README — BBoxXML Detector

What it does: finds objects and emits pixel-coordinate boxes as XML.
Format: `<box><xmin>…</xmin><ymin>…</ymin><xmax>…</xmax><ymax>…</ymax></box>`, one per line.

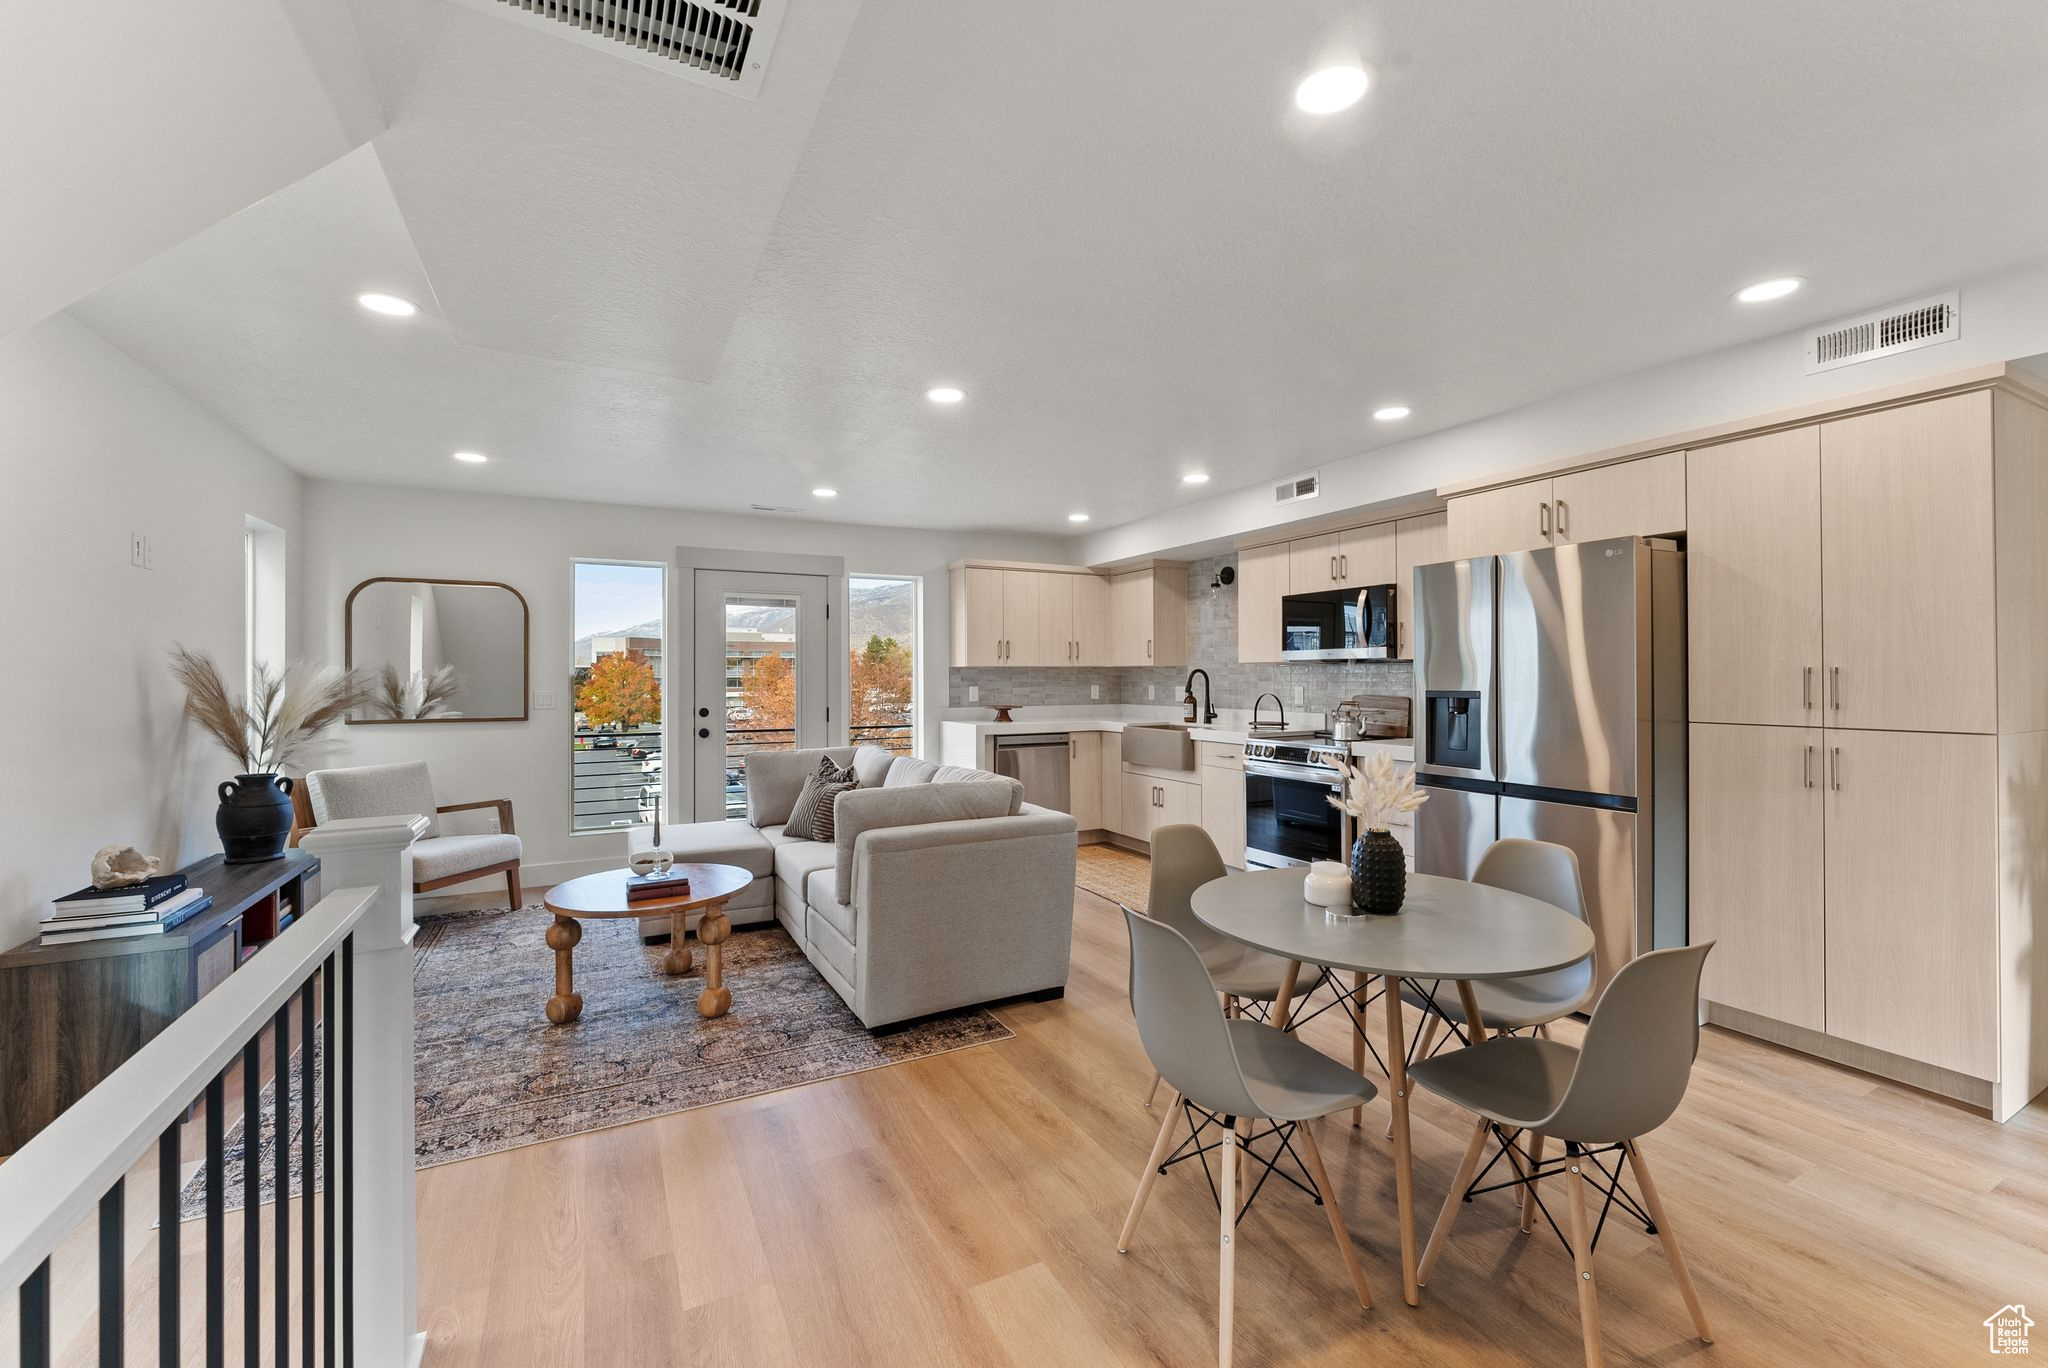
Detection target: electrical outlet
<box><xmin>532</xmin><ymin>690</ymin><xmax>557</xmax><ymax>710</ymax></box>
<box><xmin>1090</xmin><ymin>684</ymin><xmax>1100</xmax><ymax>700</ymax></box>
<box><xmin>968</xmin><ymin>685</ymin><xmax>979</xmax><ymax>702</ymax></box>
<box><xmin>1292</xmin><ymin>685</ymin><xmax>1304</xmax><ymax>705</ymax></box>
<box><xmin>130</xmin><ymin>531</ymin><xmax>147</xmax><ymax>568</ymax></box>
<box><xmin>142</xmin><ymin>535</ymin><xmax>155</xmax><ymax>569</ymax></box>
<box><xmin>1147</xmin><ymin>685</ymin><xmax>1156</xmax><ymax>701</ymax></box>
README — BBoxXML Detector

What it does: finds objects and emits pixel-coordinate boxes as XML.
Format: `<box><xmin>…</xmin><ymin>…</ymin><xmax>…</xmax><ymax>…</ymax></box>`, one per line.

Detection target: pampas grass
<box><xmin>169</xmin><ymin>646</ymin><xmax>366</xmax><ymax>774</ymax></box>
<box><xmin>372</xmin><ymin>664</ymin><xmax>463</xmax><ymax>720</ymax></box>
<box><xmin>1330</xmin><ymin>750</ymin><xmax>1427</xmax><ymax>832</ymax></box>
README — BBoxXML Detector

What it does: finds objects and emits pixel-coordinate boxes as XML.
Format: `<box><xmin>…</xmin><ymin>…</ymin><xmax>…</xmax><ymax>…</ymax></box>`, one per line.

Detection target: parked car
<box><xmin>640</xmin><ymin>755</ymin><xmax>663</xmax><ymax>776</ymax></box>
<box><xmin>592</xmin><ymin>733</ymin><xmax>617</xmax><ymax>749</ymax></box>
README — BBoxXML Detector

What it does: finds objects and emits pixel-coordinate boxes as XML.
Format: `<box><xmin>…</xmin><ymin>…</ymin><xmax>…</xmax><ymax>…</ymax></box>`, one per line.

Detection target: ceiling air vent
<box><xmin>447</xmin><ymin>0</ymin><xmax>786</xmax><ymax>98</ymax></box>
<box><xmin>1273</xmin><ymin>471</ymin><xmax>1321</xmax><ymax>506</ymax></box>
<box><xmin>1805</xmin><ymin>290</ymin><xmax>1959</xmax><ymax>374</ymax></box>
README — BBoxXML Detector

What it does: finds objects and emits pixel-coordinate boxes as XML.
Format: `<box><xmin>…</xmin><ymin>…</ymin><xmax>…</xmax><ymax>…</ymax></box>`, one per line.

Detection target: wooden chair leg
<box><xmin>1297</xmin><ymin>1120</ymin><xmax>1373</xmax><ymax>1309</ymax></box>
<box><xmin>1419</xmin><ymin>1117</ymin><xmax>1490</xmax><ymax>1286</ymax></box>
<box><xmin>1350</xmin><ymin>972</ymin><xmax>1368</xmax><ymax>1127</ymax></box>
<box><xmin>1625</xmin><ymin>1140</ymin><xmax>1713</xmax><ymax>1344</ymax></box>
<box><xmin>1144</xmin><ymin>1072</ymin><xmax>1163</xmax><ymax>1109</ymax></box>
<box><xmin>1563</xmin><ymin>1146</ymin><xmax>1606</xmax><ymax>1368</ymax></box>
<box><xmin>1218</xmin><ymin>1117</ymin><xmax>1241</xmax><ymax>1368</ymax></box>
<box><xmin>506</xmin><ymin>866</ymin><xmax>523</xmax><ymax>909</ymax></box>
<box><xmin>1118</xmin><ymin>1091</ymin><xmax>1184</xmax><ymax>1252</ymax></box>
<box><xmin>1522</xmin><ymin>1132</ymin><xmax>1547</xmax><ymax>1232</ymax></box>
<box><xmin>1387</xmin><ymin>1010</ymin><xmax>1442</xmax><ymax>1140</ymax></box>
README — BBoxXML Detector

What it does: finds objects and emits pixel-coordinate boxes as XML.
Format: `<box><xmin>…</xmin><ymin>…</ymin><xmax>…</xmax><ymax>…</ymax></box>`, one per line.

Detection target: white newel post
<box><xmin>298</xmin><ymin>813</ymin><xmax>431</xmax><ymax>1368</ymax></box>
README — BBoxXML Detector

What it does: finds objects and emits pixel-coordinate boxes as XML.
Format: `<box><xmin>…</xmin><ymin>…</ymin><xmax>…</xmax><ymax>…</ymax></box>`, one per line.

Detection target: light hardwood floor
<box><xmin>16</xmin><ymin>884</ymin><xmax>2048</xmax><ymax>1366</ymax></box>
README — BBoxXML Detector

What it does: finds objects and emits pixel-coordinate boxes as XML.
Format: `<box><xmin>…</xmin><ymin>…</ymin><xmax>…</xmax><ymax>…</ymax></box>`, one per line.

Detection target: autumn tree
<box><xmin>851</xmin><ymin>635</ymin><xmax>913</xmax><ymax>747</ymax></box>
<box><xmin>576</xmin><ymin>650</ymin><xmax>660</xmax><ymax>729</ymax></box>
<box><xmin>737</xmin><ymin>652</ymin><xmax>797</xmax><ymax>733</ymax></box>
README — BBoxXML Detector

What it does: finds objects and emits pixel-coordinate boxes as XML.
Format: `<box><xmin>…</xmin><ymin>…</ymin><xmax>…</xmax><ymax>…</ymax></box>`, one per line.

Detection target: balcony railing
<box><xmin>571</xmin><ymin>726</ymin><xmax>664</xmax><ymax>831</ymax></box>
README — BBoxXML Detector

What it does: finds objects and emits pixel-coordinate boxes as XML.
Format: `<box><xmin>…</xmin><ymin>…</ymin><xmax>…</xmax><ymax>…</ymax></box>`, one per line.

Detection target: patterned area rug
<box><xmin>182</xmin><ymin>903</ymin><xmax>1012</xmax><ymax>1215</ymax></box>
<box><xmin>1076</xmin><ymin>843</ymin><xmax>1151</xmax><ymax>911</ymax></box>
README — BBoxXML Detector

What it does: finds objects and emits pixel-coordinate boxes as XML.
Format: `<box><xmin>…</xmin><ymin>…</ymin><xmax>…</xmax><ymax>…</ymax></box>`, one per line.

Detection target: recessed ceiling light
<box><xmin>1182</xmin><ymin>472</ymin><xmax>1211</xmax><ymax>485</ymax></box>
<box><xmin>452</xmin><ymin>451</ymin><xmax>488</xmax><ymax>464</ymax></box>
<box><xmin>357</xmin><ymin>292</ymin><xmax>418</xmax><ymax>317</ymax></box>
<box><xmin>1373</xmin><ymin>405</ymin><xmax>1411</xmax><ymax>422</ymax></box>
<box><xmin>812</xmin><ymin>487</ymin><xmax>838</xmax><ymax>498</ymax></box>
<box><xmin>926</xmin><ymin>386</ymin><xmax>965</xmax><ymax>404</ymax></box>
<box><xmin>1735</xmin><ymin>276</ymin><xmax>1804</xmax><ymax>304</ymax></box>
<box><xmin>1068</xmin><ymin>512</ymin><xmax>1090</xmax><ymax>523</ymax></box>
<box><xmin>1294</xmin><ymin>65</ymin><xmax>1371</xmax><ymax>115</ymax></box>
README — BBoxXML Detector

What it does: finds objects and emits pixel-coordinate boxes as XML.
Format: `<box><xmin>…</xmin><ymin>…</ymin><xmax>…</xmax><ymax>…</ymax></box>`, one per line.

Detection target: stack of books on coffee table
<box><xmin>624</xmin><ymin>869</ymin><xmax>692</xmax><ymax>903</ymax></box>
<box><xmin>42</xmin><ymin>875</ymin><xmax>212</xmax><ymax>945</ymax></box>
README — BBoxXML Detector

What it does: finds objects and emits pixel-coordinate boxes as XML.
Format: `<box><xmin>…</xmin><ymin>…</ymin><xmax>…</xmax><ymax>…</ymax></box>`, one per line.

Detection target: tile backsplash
<box><xmin>947</xmin><ymin>553</ymin><xmax>1414</xmax><ymax>720</ymax></box>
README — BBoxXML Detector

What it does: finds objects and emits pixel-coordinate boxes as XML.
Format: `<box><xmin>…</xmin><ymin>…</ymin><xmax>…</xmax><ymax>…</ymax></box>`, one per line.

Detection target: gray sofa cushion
<box><xmin>410</xmin><ymin>833</ymin><xmax>520</xmax><ymax>885</ymax></box>
<box><xmin>773</xmin><ymin>838</ymin><xmax>835</xmax><ymax>911</ymax></box>
<box><xmin>931</xmin><ymin>765</ymin><xmax>1025</xmax><ymax>814</ymax></box>
<box><xmin>852</xmin><ymin>744</ymin><xmax>896</xmax><ymax>790</ymax></box>
<box><xmin>830</xmin><ymin>781</ymin><xmax>1021</xmax><ymax>902</ymax></box>
<box><xmin>307</xmin><ymin>762</ymin><xmax>441</xmax><ymax>838</ymax></box>
<box><xmin>805</xmin><ymin>868</ymin><xmax>856</xmax><ymax>942</ymax></box>
<box><xmin>883</xmin><ymin>755</ymin><xmax>940</xmax><ymax>787</ymax></box>
<box><xmin>746</xmin><ymin>747</ymin><xmax>857</xmax><ymax>827</ymax></box>
<box><xmin>628</xmin><ymin>819</ymin><xmax>774</xmax><ymax>878</ymax></box>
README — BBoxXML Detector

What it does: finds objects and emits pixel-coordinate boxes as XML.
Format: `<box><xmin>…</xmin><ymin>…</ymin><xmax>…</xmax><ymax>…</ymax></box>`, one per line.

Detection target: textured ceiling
<box><xmin>70</xmin><ymin>0</ymin><xmax>2048</xmax><ymax>534</ymax></box>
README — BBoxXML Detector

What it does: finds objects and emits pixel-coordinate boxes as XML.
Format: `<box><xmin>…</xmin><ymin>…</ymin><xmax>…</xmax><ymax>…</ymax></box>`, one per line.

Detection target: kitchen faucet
<box><xmin>1183</xmin><ymin>668</ymin><xmax>1217</xmax><ymax>724</ymax></box>
<box><xmin>1251</xmin><ymin>692</ymin><xmax>1286</xmax><ymax>731</ymax></box>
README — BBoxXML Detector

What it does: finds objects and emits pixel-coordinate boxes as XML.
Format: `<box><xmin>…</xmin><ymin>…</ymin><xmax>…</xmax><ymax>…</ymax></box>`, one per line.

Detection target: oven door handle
<box><xmin>1244</xmin><ymin>760</ymin><xmax>1342</xmax><ymax>785</ymax></box>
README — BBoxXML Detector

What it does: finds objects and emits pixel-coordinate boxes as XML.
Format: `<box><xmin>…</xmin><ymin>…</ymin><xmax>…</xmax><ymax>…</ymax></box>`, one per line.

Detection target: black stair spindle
<box><xmin>301</xmin><ymin>978</ymin><xmax>316</xmax><ymax>1366</ymax></box>
<box><xmin>276</xmin><ymin>1001</ymin><xmax>292</xmax><ymax>1368</ymax></box>
<box><xmin>244</xmin><ymin>1035</ymin><xmax>261</xmax><ymax>1368</ymax></box>
<box><xmin>341</xmin><ymin>934</ymin><xmax>356</xmax><ymax>1368</ymax></box>
<box><xmin>322</xmin><ymin>958</ymin><xmax>337</xmax><ymax>1368</ymax></box>
<box><xmin>160</xmin><ymin>1120</ymin><xmax>181</xmax><ymax>1368</ymax></box>
<box><xmin>206</xmin><ymin>1071</ymin><xmax>226</xmax><ymax>1368</ymax></box>
<box><xmin>100</xmin><ymin>1176</ymin><xmax>124</xmax><ymax>1367</ymax></box>
<box><xmin>20</xmin><ymin>1258</ymin><xmax>51</xmax><ymax>1368</ymax></box>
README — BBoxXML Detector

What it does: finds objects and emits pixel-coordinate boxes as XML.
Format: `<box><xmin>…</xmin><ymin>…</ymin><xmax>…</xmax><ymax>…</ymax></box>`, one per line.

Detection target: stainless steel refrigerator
<box><xmin>1410</xmin><ymin>536</ymin><xmax>1686</xmax><ymax>995</ymax></box>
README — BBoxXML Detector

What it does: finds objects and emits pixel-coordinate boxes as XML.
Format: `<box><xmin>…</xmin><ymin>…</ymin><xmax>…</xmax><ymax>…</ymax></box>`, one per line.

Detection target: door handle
<box><xmin>1803</xmin><ymin>666</ymin><xmax>1813</xmax><ymax>711</ymax></box>
<box><xmin>1830</xmin><ymin>746</ymin><xmax>1842</xmax><ymax>791</ymax></box>
<box><xmin>1803</xmin><ymin>744</ymin><xmax>1814</xmax><ymax>789</ymax></box>
<box><xmin>1539</xmin><ymin>501</ymin><xmax>1551</xmax><ymax>539</ymax></box>
<box><xmin>1830</xmin><ymin>666</ymin><xmax>1841</xmax><ymax>711</ymax></box>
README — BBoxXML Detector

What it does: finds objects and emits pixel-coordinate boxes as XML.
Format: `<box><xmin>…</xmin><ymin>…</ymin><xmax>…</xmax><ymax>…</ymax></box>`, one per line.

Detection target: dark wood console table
<box><xmin>0</xmin><ymin>850</ymin><xmax>321</xmax><ymax>1154</ymax></box>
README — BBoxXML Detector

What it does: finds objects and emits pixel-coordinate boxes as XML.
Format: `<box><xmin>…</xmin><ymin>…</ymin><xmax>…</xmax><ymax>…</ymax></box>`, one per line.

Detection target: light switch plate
<box><xmin>1292</xmin><ymin>686</ymin><xmax>1304</xmax><ymax>705</ymax></box>
<box><xmin>130</xmin><ymin>531</ymin><xmax>147</xmax><ymax>568</ymax></box>
<box><xmin>1090</xmin><ymin>684</ymin><xmax>1100</xmax><ymax>700</ymax></box>
<box><xmin>968</xmin><ymin>685</ymin><xmax>979</xmax><ymax>702</ymax></box>
<box><xmin>532</xmin><ymin>690</ymin><xmax>557</xmax><ymax>710</ymax></box>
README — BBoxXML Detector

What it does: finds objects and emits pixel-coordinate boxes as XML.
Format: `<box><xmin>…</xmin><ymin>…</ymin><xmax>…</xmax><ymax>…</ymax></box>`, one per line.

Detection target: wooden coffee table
<box><xmin>540</xmin><ymin>863</ymin><xmax>752</xmax><ymax>1024</ymax></box>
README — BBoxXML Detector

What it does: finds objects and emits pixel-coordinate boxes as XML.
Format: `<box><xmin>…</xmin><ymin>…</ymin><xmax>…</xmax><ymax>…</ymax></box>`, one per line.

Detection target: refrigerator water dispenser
<box><xmin>1426</xmin><ymin>691</ymin><xmax>1484</xmax><ymax>770</ymax></box>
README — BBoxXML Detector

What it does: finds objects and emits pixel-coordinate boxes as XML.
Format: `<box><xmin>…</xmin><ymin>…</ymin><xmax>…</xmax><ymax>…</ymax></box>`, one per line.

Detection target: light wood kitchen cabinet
<box><xmin>1287</xmin><ymin>532</ymin><xmax>1342</xmax><ymax>594</ymax></box>
<box><xmin>1445</xmin><ymin>479</ymin><xmax>1555</xmax><ymax>560</ymax></box>
<box><xmin>1100</xmin><ymin>730</ymin><xmax>1123</xmax><ymax>835</ymax></box>
<box><xmin>1820</xmin><ymin>393</ymin><xmax>1997</xmax><ymax>734</ymax></box>
<box><xmin>1071</xmin><ymin>573</ymin><xmax>1111</xmax><ymax>665</ymax></box>
<box><xmin>1036</xmin><ymin>572</ymin><xmax>1073</xmax><ymax>666</ymax></box>
<box><xmin>1068</xmin><ymin>731</ymin><xmax>1103</xmax><ymax>830</ymax></box>
<box><xmin>1285</xmin><ymin>524</ymin><xmax>1396</xmax><ymax>592</ymax></box>
<box><xmin>1000</xmin><ymin>570</ymin><xmax>1044</xmax><ymax>665</ymax></box>
<box><xmin>1198</xmin><ymin>742</ymin><xmax>1246</xmax><ymax>867</ymax></box>
<box><xmin>1552</xmin><ymin>451</ymin><xmax>1684</xmax><ymax>543</ymax></box>
<box><xmin>1689</xmin><ymin>723</ymin><xmax>1826</xmax><ymax>1032</ymax></box>
<box><xmin>1236</xmin><ymin>541</ymin><xmax>1287</xmax><ymax>663</ymax></box>
<box><xmin>1109</xmin><ymin>565</ymin><xmax>1188</xmax><ymax>667</ymax></box>
<box><xmin>1687</xmin><ymin>427</ymin><xmax>1823</xmax><ymax>727</ymax></box>
<box><xmin>1119</xmin><ymin>770</ymin><xmax>1201</xmax><ymax>844</ymax></box>
<box><xmin>948</xmin><ymin>563</ymin><xmax>1111</xmax><ymax>668</ymax></box>
<box><xmin>1393</xmin><ymin>511</ymin><xmax>1448</xmax><ymax>660</ymax></box>
<box><xmin>1822</xmin><ymin>728</ymin><xmax>1997</xmax><ymax>1077</ymax></box>
<box><xmin>953</xmin><ymin>567</ymin><xmax>1007</xmax><ymax>666</ymax></box>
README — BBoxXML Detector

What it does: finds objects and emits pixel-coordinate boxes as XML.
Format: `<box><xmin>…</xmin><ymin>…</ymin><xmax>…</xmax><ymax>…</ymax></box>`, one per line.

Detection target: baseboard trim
<box><xmin>1705</xmin><ymin>1001</ymin><xmax>1995</xmax><ymax>1114</ymax></box>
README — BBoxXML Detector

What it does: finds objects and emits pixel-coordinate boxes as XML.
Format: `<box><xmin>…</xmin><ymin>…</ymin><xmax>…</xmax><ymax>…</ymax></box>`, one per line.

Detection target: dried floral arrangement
<box><xmin>372</xmin><ymin>664</ymin><xmax>464</xmax><ymax>720</ymax></box>
<box><xmin>168</xmin><ymin>645</ymin><xmax>366</xmax><ymax>774</ymax></box>
<box><xmin>1329</xmin><ymin>751</ymin><xmax>1428</xmax><ymax>832</ymax></box>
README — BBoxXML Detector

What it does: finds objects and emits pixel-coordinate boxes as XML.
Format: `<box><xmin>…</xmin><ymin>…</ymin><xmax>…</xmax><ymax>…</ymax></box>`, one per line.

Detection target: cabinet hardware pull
<box><xmin>1539</xmin><ymin>501</ymin><xmax>1551</xmax><ymax>538</ymax></box>
<box><xmin>1830</xmin><ymin>746</ymin><xmax>1841</xmax><ymax>791</ymax></box>
<box><xmin>1830</xmin><ymin>666</ymin><xmax>1840</xmax><ymax>711</ymax></box>
<box><xmin>1803</xmin><ymin>745</ymin><xmax>1814</xmax><ymax>788</ymax></box>
<box><xmin>1330</xmin><ymin>555</ymin><xmax>1338</xmax><ymax>582</ymax></box>
<box><xmin>1803</xmin><ymin>666</ymin><xmax>1813</xmax><ymax>710</ymax></box>
<box><xmin>1147</xmin><ymin>638</ymin><xmax>1153</xmax><ymax>660</ymax></box>
<box><xmin>1339</xmin><ymin>554</ymin><xmax>1348</xmax><ymax>579</ymax></box>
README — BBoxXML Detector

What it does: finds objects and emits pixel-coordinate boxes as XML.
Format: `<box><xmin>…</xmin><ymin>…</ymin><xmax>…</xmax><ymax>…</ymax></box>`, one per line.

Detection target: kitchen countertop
<box><xmin>938</xmin><ymin>716</ymin><xmax>1413</xmax><ymax>759</ymax></box>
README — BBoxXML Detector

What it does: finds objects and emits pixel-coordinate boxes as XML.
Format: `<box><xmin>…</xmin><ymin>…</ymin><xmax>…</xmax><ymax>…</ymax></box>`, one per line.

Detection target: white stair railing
<box><xmin>0</xmin><ymin>813</ymin><xmax>427</xmax><ymax>1368</ymax></box>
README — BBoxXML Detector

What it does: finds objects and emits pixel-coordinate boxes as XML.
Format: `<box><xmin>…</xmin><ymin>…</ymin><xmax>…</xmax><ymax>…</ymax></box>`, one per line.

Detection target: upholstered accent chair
<box><xmin>292</xmin><ymin>761</ymin><xmax>523</xmax><ymax>906</ymax></box>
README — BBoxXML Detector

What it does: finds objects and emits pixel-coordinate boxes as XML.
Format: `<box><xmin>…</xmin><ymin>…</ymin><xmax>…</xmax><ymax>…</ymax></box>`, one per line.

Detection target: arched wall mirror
<box><xmin>344</xmin><ymin>578</ymin><xmax>530</xmax><ymax>723</ymax></box>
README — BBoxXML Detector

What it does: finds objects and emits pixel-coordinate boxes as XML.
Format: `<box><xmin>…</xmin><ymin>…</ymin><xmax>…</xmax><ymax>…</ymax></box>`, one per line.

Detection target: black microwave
<box><xmin>1280</xmin><ymin>585</ymin><xmax>1396</xmax><ymax>660</ymax></box>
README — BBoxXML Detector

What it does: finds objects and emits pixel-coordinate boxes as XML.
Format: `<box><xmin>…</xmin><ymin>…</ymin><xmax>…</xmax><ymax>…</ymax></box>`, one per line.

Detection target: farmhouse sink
<box><xmin>1122</xmin><ymin>723</ymin><xmax>1196</xmax><ymax>771</ymax></box>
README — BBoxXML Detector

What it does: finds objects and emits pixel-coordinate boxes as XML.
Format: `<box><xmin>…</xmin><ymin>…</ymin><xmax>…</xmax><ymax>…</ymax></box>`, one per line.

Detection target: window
<box><xmin>571</xmin><ymin>562</ymin><xmax>665</xmax><ymax>831</ymax></box>
<box><xmin>243</xmin><ymin>515</ymin><xmax>286</xmax><ymax>698</ymax></box>
<box><xmin>848</xmin><ymin>575</ymin><xmax>916</xmax><ymax>756</ymax></box>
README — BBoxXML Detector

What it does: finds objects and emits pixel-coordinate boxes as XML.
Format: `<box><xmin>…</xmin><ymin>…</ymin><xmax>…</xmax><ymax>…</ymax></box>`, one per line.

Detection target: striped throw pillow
<box><xmin>785</xmin><ymin>755</ymin><xmax>858</xmax><ymax>842</ymax></box>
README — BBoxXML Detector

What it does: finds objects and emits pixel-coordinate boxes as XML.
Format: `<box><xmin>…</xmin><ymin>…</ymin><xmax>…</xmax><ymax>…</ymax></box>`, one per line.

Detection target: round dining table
<box><xmin>1191</xmin><ymin>865</ymin><xmax>1595</xmax><ymax>1307</ymax></box>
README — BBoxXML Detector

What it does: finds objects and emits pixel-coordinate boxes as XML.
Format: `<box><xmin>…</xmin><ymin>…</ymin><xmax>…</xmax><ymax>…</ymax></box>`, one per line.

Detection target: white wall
<box><xmin>1078</xmin><ymin>257</ymin><xmax>2048</xmax><ymax>564</ymax></box>
<box><xmin>0</xmin><ymin>313</ymin><xmax>303</xmax><ymax>949</ymax></box>
<box><xmin>301</xmin><ymin>481</ymin><xmax>1068</xmax><ymax>888</ymax></box>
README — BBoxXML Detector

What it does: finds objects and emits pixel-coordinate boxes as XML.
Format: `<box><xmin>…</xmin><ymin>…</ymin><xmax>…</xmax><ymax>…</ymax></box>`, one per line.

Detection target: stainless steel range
<box><xmin>1242</xmin><ymin>737</ymin><xmax>1351</xmax><ymax>869</ymax></box>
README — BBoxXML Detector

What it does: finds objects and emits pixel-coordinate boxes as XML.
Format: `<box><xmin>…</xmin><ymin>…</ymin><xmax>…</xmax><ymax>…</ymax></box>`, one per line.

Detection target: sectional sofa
<box><xmin>629</xmin><ymin>744</ymin><xmax>1078</xmax><ymax>1028</ymax></box>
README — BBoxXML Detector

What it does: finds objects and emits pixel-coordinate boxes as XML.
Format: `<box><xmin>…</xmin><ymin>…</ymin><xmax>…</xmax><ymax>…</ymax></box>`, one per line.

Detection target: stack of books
<box><xmin>624</xmin><ymin>869</ymin><xmax>692</xmax><ymax>903</ymax></box>
<box><xmin>42</xmin><ymin>875</ymin><xmax>211</xmax><ymax>945</ymax></box>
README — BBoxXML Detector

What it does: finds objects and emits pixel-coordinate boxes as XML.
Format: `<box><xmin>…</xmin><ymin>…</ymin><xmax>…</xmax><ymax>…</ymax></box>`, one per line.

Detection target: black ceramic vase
<box><xmin>1350</xmin><ymin>828</ymin><xmax>1406</xmax><ymax>914</ymax></box>
<box><xmin>217</xmin><ymin>773</ymin><xmax>294</xmax><ymax>863</ymax></box>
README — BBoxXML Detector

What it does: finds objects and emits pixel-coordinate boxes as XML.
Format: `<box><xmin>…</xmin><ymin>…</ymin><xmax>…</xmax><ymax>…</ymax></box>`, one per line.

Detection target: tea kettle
<box><xmin>1328</xmin><ymin>702</ymin><xmax>1366</xmax><ymax>742</ymax></box>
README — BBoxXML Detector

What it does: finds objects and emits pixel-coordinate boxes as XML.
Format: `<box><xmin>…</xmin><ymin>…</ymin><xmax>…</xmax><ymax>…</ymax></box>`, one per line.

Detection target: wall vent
<box><xmin>1273</xmin><ymin>471</ymin><xmax>1321</xmax><ymax>506</ymax></box>
<box><xmin>447</xmin><ymin>0</ymin><xmax>786</xmax><ymax>99</ymax></box>
<box><xmin>1805</xmin><ymin>290</ymin><xmax>1959</xmax><ymax>374</ymax></box>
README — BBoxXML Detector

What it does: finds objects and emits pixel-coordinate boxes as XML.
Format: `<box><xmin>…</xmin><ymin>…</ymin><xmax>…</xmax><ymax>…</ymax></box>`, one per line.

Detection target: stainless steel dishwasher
<box><xmin>991</xmin><ymin>734</ymin><xmax>1072</xmax><ymax>813</ymax></box>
